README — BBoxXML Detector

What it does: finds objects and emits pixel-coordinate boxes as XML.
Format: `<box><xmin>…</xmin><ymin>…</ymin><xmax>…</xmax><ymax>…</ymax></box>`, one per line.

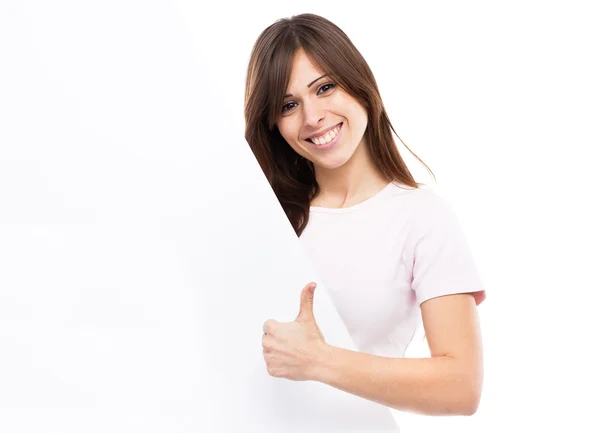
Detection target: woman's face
<box><xmin>275</xmin><ymin>49</ymin><xmax>369</xmax><ymax>170</ymax></box>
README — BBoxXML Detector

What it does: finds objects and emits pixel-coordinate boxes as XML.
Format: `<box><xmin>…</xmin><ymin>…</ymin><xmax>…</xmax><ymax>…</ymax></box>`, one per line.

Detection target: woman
<box><xmin>244</xmin><ymin>13</ymin><xmax>486</xmax><ymax>417</ymax></box>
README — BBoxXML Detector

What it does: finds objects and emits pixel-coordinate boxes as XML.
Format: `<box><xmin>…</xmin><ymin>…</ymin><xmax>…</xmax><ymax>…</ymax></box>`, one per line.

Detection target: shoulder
<box><xmin>398</xmin><ymin>187</ymin><xmax>467</xmax><ymax>248</ymax></box>
<box><xmin>408</xmin><ymin>186</ymin><xmax>452</xmax><ymax>209</ymax></box>
<box><xmin>387</xmin><ymin>184</ymin><xmax>455</xmax><ymax>221</ymax></box>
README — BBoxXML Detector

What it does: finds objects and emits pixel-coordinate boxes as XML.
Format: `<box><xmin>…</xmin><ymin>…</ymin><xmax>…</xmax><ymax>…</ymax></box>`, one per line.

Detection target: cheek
<box><xmin>277</xmin><ymin>121</ymin><xmax>303</xmax><ymax>150</ymax></box>
<box><xmin>276</xmin><ymin>121</ymin><xmax>293</xmax><ymax>141</ymax></box>
<box><xmin>349</xmin><ymin>100</ymin><xmax>367</xmax><ymax>119</ymax></box>
<box><xmin>336</xmin><ymin>93</ymin><xmax>368</xmax><ymax>125</ymax></box>
<box><xmin>349</xmin><ymin>104</ymin><xmax>368</xmax><ymax>132</ymax></box>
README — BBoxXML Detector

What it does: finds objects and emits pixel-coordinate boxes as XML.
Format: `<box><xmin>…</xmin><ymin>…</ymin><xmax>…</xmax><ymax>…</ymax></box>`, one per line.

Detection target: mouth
<box><xmin>304</xmin><ymin>122</ymin><xmax>343</xmax><ymax>149</ymax></box>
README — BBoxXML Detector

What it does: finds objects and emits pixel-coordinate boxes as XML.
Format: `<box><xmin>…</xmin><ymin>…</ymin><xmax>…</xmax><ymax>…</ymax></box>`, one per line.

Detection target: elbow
<box><xmin>458</xmin><ymin>361</ymin><xmax>483</xmax><ymax>416</ymax></box>
<box><xmin>460</xmin><ymin>382</ymin><xmax>482</xmax><ymax>416</ymax></box>
<box><xmin>434</xmin><ymin>384</ymin><xmax>480</xmax><ymax>416</ymax></box>
<box><xmin>446</xmin><ymin>391</ymin><xmax>480</xmax><ymax>416</ymax></box>
<box><xmin>461</xmin><ymin>395</ymin><xmax>480</xmax><ymax>416</ymax></box>
<box><xmin>452</xmin><ymin>369</ymin><xmax>482</xmax><ymax>416</ymax></box>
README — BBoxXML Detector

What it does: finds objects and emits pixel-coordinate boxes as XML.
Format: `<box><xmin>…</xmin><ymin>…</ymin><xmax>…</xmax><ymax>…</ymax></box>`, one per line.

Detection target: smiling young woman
<box><xmin>244</xmin><ymin>13</ymin><xmax>487</xmax><ymax>418</ymax></box>
<box><xmin>244</xmin><ymin>13</ymin><xmax>433</xmax><ymax>234</ymax></box>
<box><xmin>276</xmin><ymin>49</ymin><xmax>370</xmax><ymax>173</ymax></box>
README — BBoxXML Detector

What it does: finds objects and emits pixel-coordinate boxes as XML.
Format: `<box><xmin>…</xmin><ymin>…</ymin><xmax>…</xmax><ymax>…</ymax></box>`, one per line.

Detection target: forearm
<box><xmin>311</xmin><ymin>343</ymin><xmax>481</xmax><ymax>416</ymax></box>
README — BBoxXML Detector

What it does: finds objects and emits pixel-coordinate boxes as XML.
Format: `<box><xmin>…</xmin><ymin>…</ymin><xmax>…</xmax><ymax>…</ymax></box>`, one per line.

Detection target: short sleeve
<box><xmin>408</xmin><ymin>190</ymin><xmax>486</xmax><ymax>307</ymax></box>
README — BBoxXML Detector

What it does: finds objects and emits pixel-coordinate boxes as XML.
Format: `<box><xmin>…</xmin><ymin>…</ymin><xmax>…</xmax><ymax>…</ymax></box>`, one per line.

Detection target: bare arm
<box><xmin>310</xmin><ymin>293</ymin><xmax>483</xmax><ymax>416</ymax></box>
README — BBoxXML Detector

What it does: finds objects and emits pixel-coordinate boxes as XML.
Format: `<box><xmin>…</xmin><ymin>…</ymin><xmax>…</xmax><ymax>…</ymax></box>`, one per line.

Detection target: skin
<box><xmin>275</xmin><ymin>48</ymin><xmax>389</xmax><ymax>208</ymax></box>
<box><xmin>263</xmin><ymin>285</ymin><xmax>483</xmax><ymax>415</ymax></box>
<box><xmin>263</xmin><ymin>49</ymin><xmax>484</xmax><ymax>416</ymax></box>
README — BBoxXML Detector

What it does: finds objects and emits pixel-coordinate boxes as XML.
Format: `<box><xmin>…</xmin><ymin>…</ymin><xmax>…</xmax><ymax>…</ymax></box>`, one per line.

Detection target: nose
<box><xmin>302</xmin><ymin>99</ymin><xmax>325</xmax><ymax>128</ymax></box>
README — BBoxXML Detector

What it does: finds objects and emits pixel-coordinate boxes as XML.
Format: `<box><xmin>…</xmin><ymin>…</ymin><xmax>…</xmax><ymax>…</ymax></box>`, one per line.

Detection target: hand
<box><xmin>262</xmin><ymin>282</ymin><xmax>326</xmax><ymax>381</ymax></box>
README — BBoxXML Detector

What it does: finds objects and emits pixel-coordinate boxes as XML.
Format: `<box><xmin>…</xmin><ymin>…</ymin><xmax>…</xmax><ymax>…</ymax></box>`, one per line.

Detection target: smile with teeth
<box><xmin>308</xmin><ymin>123</ymin><xmax>342</xmax><ymax>146</ymax></box>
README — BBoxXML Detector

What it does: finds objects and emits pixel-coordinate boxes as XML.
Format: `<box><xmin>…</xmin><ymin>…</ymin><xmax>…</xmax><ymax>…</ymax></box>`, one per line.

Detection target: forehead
<box><xmin>287</xmin><ymin>50</ymin><xmax>324</xmax><ymax>88</ymax></box>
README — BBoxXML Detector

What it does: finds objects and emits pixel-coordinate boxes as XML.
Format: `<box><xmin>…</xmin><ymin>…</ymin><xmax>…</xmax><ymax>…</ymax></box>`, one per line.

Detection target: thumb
<box><xmin>296</xmin><ymin>282</ymin><xmax>317</xmax><ymax>322</ymax></box>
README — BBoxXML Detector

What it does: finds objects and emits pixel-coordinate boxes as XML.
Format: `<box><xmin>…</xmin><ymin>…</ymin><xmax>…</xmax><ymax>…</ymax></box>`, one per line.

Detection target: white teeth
<box><xmin>309</xmin><ymin>124</ymin><xmax>341</xmax><ymax>145</ymax></box>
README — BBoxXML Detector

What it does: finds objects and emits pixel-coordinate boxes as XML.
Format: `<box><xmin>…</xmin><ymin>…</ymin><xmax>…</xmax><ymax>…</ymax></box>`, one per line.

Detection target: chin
<box><xmin>313</xmin><ymin>157</ymin><xmax>351</xmax><ymax>170</ymax></box>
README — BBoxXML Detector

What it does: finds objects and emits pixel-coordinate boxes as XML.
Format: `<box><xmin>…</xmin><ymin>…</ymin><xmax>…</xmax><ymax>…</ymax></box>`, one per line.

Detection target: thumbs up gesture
<box><xmin>262</xmin><ymin>282</ymin><xmax>327</xmax><ymax>381</ymax></box>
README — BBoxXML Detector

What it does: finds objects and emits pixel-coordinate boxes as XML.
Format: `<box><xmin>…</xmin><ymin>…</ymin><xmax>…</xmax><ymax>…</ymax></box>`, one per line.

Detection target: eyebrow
<box><xmin>284</xmin><ymin>74</ymin><xmax>329</xmax><ymax>98</ymax></box>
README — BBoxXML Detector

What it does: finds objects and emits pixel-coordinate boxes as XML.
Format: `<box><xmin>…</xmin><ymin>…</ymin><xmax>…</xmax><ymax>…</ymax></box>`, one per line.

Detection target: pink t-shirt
<box><xmin>299</xmin><ymin>181</ymin><xmax>486</xmax><ymax>357</ymax></box>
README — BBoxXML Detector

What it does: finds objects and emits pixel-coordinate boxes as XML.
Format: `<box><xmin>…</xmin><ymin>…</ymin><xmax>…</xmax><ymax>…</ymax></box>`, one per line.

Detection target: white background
<box><xmin>1</xmin><ymin>0</ymin><xmax>599</xmax><ymax>431</ymax></box>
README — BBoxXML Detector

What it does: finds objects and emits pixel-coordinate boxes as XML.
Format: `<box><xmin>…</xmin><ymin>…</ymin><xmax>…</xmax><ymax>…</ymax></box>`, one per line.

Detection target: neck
<box><xmin>312</xmin><ymin>139</ymin><xmax>389</xmax><ymax>207</ymax></box>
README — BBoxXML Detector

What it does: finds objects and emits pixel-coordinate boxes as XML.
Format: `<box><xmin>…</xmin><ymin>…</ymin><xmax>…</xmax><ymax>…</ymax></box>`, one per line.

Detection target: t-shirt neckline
<box><xmin>309</xmin><ymin>181</ymin><xmax>396</xmax><ymax>214</ymax></box>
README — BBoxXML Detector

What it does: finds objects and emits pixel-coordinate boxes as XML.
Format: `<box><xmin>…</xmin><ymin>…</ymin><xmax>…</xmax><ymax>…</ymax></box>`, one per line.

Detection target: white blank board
<box><xmin>0</xmin><ymin>2</ymin><xmax>400</xmax><ymax>431</ymax></box>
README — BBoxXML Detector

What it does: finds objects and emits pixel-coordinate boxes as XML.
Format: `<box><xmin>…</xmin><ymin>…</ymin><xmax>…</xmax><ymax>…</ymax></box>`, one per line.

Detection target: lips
<box><xmin>304</xmin><ymin>122</ymin><xmax>343</xmax><ymax>144</ymax></box>
<box><xmin>305</xmin><ymin>122</ymin><xmax>343</xmax><ymax>150</ymax></box>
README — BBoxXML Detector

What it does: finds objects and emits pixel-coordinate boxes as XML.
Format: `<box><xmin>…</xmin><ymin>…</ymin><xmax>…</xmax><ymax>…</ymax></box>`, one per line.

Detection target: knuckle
<box><xmin>263</xmin><ymin>320</ymin><xmax>276</xmax><ymax>334</ymax></box>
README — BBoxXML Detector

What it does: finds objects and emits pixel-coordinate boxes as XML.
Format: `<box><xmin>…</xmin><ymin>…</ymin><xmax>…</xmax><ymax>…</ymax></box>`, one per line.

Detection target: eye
<box><xmin>282</xmin><ymin>101</ymin><xmax>297</xmax><ymax>113</ymax></box>
<box><xmin>281</xmin><ymin>83</ymin><xmax>336</xmax><ymax>114</ymax></box>
<box><xmin>317</xmin><ymin>83</ymin><xmax>336</xmax><ymax>95</ymax></box>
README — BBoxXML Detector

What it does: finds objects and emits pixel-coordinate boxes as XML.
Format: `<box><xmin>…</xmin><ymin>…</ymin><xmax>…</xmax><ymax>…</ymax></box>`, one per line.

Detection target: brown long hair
<box><xmin>244</xmin><ymin>13</ymin><xmax>435</xmax><ymax>237</ymax></box>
